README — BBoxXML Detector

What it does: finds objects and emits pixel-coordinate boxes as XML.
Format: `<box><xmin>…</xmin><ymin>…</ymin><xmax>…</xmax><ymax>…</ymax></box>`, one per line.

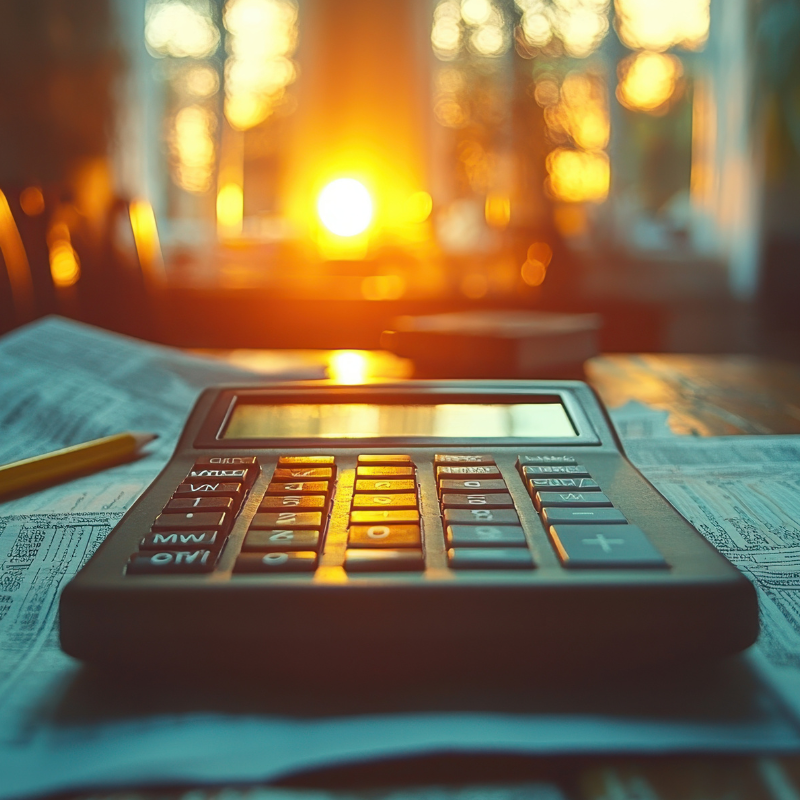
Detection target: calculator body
<box><xmin>60</xmin><ymin>380</ymin><xmax>758</xmax><ymax>677</ymax></box>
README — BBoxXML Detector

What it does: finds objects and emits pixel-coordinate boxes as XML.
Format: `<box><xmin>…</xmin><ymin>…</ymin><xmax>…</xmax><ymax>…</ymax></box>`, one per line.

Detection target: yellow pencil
<box><xmin>0</xmin><ymin>432</ymin><xmax>158</xmax><ymax>499</ymax></box>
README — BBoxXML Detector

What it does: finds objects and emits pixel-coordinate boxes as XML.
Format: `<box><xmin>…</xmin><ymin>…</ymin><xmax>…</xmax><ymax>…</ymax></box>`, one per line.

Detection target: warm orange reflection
<box><xmin>0</xmin><ymin>190</ymin><xmax>34</xmax><ymax>315</ymax></box>
<box><xmin>223</xmin><ymin>0</ymin><xmax>299</xmax><ymax>130</ymax></box>
<box><xmin>130</xmin><ymin>199</ymin><xmax>165</xmax><ymax>282</ymax></box>
<box><xmin>19</xmin><ymin>187</ymin><xmax>45</xmax><ymax>217</ymax></box>
<box><xmin>328</xmin><ymin>351</ymin><xmax>369</xmax><ymax>384</ymax></box>
<box><xmin>485</xmin><ymin>193</ymin><xmax>511</xmax><ymax>228</ymax></box>
<box><xmin>544</xmin><ymin>72</ymin><xmax>609</xmax><ymax>151</ymax></box>
<box><xmin>169</xmin><ymin>105</ymin><xmax>216</xmax><ymax>193</ymax></box>
<box><xmin>617</xmin><ymin>51</ymin><xmax>681</xmax><ymax>113</ymax></box>
<box><xmin>361</xmin><ymin>274</ymin><xmax>406</xmax><ymax>301</ymax></box>
<box><xmin>217</xmin><ymin>182</ymin><xmax>244</xmax><ymax>235</ymax></box>
<box><xmin>547</xmin><ymin>148</ymin><xmax>610</xmax><ymax>203</ymax></box>
<box><xmin>615</xmin><ymin>0</ymin><xmax>709</xmax><ymax>52</ymax></box>
<box><xmin>49</xmin><ymin>241</ymin><xmax>81</xmax><ymax>287</ymax></box>
<box><xmin>405</xmin><ymin>191</ymin><xmax>433</xmax><ymax>223</ymax></box>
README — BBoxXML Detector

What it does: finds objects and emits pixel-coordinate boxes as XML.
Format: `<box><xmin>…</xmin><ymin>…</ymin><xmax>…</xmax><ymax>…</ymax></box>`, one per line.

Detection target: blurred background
<box><xmin>0</xmin><ymin>0</ymin><xmax>798</xmax><ymax>359</ymax></box>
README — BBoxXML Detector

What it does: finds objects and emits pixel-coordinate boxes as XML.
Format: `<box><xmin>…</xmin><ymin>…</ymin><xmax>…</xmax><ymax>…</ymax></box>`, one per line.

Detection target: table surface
<box><xmin>72</xmin><ymin>352</ymin><xmax>800</xmax><ymax>800</ymax></box>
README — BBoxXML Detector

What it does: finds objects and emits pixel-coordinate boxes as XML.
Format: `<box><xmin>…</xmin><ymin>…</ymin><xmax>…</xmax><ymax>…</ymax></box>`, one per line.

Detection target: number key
<box><xmin>352</xmin><ymin>493</ymin><xmax>418</xmax><ymax>509</ymax></box>
<box><xmin>441</xmin><ymin>493</ymin><xmax>514</xmax><ymax>509</ymax></box>
<box><xmin>242</xmin><ymin>529</ymin><xmax>320</xmax><ymax>552</ymax></box>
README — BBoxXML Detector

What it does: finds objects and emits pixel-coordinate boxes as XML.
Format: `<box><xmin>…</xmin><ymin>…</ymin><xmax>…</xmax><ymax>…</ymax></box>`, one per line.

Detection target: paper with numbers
<box><xmin>1</xmin><ymin>322</ymin><xmax>800</xmax><ymax>800</ymax></box>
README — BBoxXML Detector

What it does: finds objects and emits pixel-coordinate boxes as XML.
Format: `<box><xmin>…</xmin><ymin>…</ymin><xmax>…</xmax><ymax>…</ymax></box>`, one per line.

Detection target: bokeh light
<box><xmin>617</xmin><ymin>51</ymin><xmax>681</xmax><ymax>112</ymax></box>
<box><xmin>405</xmin><ymin>191</ymin><xmax>434</xmax><ymax>223</ymax></box>
<box><xmin>328</xmin><ymin>351</ymin><xmax>369</xmax><ymax>384</ymax></box>
<box><xmin>19</xmin><ymin>187</ymin><xmax>45</xmax><ymax>217</ymax></box>
<box><xmin>485</xmin><ymin>194</ymin><xmax>511</xmax><ymax>228</ymax></box>
<box><xmin>614</xmin><ymin>0</ymin><xmax>710</xmax><ymax>52</ymax></box>
<box><xmin>168</xmin><ymin>105</ymin><xmax>216</xmax><ymax>192</ymax></box>
<box><xmin>224</xmin><ymin>0</ymin><xmax>298</xmax><ymax>130</ymax></box>
<box><xmin>317</xmin><ymin>179</ymin><xmax>374</xmax><ymax>237</ymax></box>
<box><xmin>516</xmin><ymin>0</ymin><xmax>610</xmax><ymax>58</ymax></box>
<box><xmin>547</xmin><ymin>148</ymin><xmax>610</xmax><ymax>202</ymax></box>
<box><xmin>217</xmin><ymin>183</ymin><xmax>244</xmax><ymax>233</ymax></box>
<box><xmin>145</xmin><ymin>0</ymin><xmax>220</xmax><ymax>59</ymax></box>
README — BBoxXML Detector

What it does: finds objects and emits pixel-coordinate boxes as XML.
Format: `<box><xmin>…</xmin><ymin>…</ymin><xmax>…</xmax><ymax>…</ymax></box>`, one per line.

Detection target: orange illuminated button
<box><xmin>278</xmin><ymin>455</ymin><xmax>335</xmax><ymax>466</ymax></box>
<box><xmin>272</xmin><ymin>468</ymin><xmax>333</xmax><ymax>481</ymax></box>
<box><xmin>350</xmin><ymin>509</ymin><xmax>420</xmax><ymax>524</ymax></box>
<box><xmin>357</xmin><ymin>454</ymin><xmax>414</xmax><ymax>465</ymax></box>
<box><xmin>355</xmin><ymin>479</ymin><xmax>415</xmax><ymax>493</ymax></box>
<box><xmin>242</xmin><ymin>529</ymin><xmax>320</xmax><ymax>552</ymax></box>
<box><xmin>266</xmin><ymin>480</ymin><xmax>331</xmax><ymax>496</ymax></box>
<box><xmin>348</xmin><ymin>524</ymin><xmax>421</xmax><ymax>548</ymax></box>
<box><xmin>356</xmin><ymin>466</ymin><xmax>415</xmax><ymax>477</ymax></box>
<box><xmin>351</xmin><ymin>493</ymin><xmax>418</xmax><ymax>509</ymax></box>
<box><xmin>234</xmin><ymin>552</ymin><xmax>318</xmax><ymax>573</ymax></box>
<box><xmin>259</xmin><ymin>495</ymin><xmax>327</xmax><ymax>510</ymax></box>
<box><xmin>250</xmin><ymin>512</ymin><xmax>322</xmax><ymax>529</ymax></box>
<box><xmin>344</xmin><ymin>549</ymin><xmax>424</xmax><ymax>572</ymax></box>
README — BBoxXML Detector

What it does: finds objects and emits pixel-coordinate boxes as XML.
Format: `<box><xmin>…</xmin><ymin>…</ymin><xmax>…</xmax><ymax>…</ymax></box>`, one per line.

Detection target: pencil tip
<box><xmin>131</xmin><ymin>432</ymin><xmax>159</xmax><ymax>447</ymax></box>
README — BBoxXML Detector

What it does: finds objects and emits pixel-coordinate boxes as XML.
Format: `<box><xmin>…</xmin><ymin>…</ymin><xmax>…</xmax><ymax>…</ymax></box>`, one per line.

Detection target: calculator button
<box><xmin>164</xmin><ymin>497</ymin><xmax>234</xmax><ymax>513</ymax></box>
<box><xmin>272</xmin><ymin>468</ymin><xmax>333</xmax><ymax>481</ymax></box>
<box><xmin>521</xmin><ymin>465</ymin><xmax>590</xmax><ymax>478</ymax></box>
<box><xmin>344</xmin><ymin>549</ymin><xmax>424</xmax><ymax>572</ymax></box>
<box><xmin>250</xmin><ymin>512</ymin><xmax>322</xmax><ymax>529</ymax></box>
<box><xmin>446</xmin><ymin>525</ymin><xmax>527</xmax><ymax>547</ymax></box>
<box><xmin>443</xmin><ymin>508</ymin><xmax>520</xmax><ymax>526</ymax></box>
<box><xmin>355</xmin><ymin>479</ymin><xmax>416</xmax><ymax>493</ymax></box>
<box><xmin>348</xmin><ymin>524</ymin><xmax>421</xmax><ymax>548</ymax></box>
<box><xmin>259</xmin><ymin>495</ymin><xmax>327</xmax><ymax>510</ymax></box>
<box><xmin>234</xmin><ymin>552</ymin><xmax>318</xmax><ymax>573</ymax></box>
<box><xmin>356</xmin><ymin>466</ymin><xmax>415</xmax><ymax>477</ymax></box>
<box><xmin>436</xmin><ymin>466</ymin><xmax>501</xmax><ymax>478</ymax></box>
<box><xmin>152</xmin><ymin>511</ymin><xmax>228</xmax><ymax>530</ymax></box>
<box><xmin>549</xmin><ymin>525</ymin><xmax>667</xmax><ymax>569</ymax></box>
<box><xmin>528</xmin><ymin>478</ymin><xmax>600</xmax><ymax>491</ymax></box>
<box><xmin>439</xmin><ymin>479</ymin><xmax>508</xmax><ymax>494</ymax></box>
<box><xmin>242</xmin><ymin>529</ymin><xmax>320</xmax><ymax>552</ymax></box>
<box><xmin>434</xmin><ymin>454</ymin><xmax>496</xmax><ymax>465</ymax></box>
<box><xmin>352</xmin><ymin>493</ymin><xmax>418</xmax><ymax>509</ymax></box>
<box><xmin>541</xmin><ymin>507</ymin><xmax>628</xmax><ymax>525</ymax></box>
<box><xmin>194</xmin><ymin>456</ymin><xmax>259</xmax><ymax>467</ymax></box>
<box><xmin>176</xmin><ymin>482</ymin><xmax>244</xmax><ymax>501</ymax></box>
<box><xmin>140</xmin><ymin>530</ymin><xmax>223</xmax><ymax>550</ymax></box>
<box><xmin>357</xmin><ymin>454</ymin><xmax>414</xmax><ymax>465</ymax></box>
<box><xmin>534</xmin><ymin>492</ymin><xmax>612</xmax><ymax>510</ymax></box>
<box><xmin>188</xmin><ymin>469</ymin><xmax>250</xmax><ymax>483</ymax></box>
<box><xmin>349</xmin><ymin>509</ymin><xmax>420</xmax><ymax>524</ymax></box>
<box><xmin>266</xmin><ymin>481</ymin><xmax>331</xmax><ymax>496</ymax></box>
<box><xmin>127</xmin><ymin>550</ymin><xmax>215</xmax><ymax>574</ymax></box>
<box><xmin>517</xmin><ymin>455</ymin><xmax>576</xmax><ymax>467</ymax></box>
<box><xmin>277</xmin><ymin>455</ymin><xmax>335</xmax><ymax>466</ymax></box>
<box><xmin>441</xmin><ymin>493</ymin><xmax>514</xmax><ymax>509</ymax></box>
<box><xmin>448</xmin><ymin>549</ymin><xmax>534</xmax><ymax>569</ymax></box>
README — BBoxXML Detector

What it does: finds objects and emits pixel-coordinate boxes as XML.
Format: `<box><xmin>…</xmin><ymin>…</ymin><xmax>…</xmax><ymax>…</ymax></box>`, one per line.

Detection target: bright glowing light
<box><xmin>615</xmin><ymin>0</ymin><xmax>710</xmax><ymax>51</ymax></box>
<box><xmin>617</xmin><ymin>51</ymin><xmax>681</xmax><ymax>112</ymax></box>
<box><xmin>518</xmin><ymin>0</ymin><xmax>609</xmax><ymax>56</ymax></box>
<box><xmin>49</xmin><ymin>240</ymin><xmax>81</xmax><ymax>287</ymax></box>
<box><xmin>521</xmin><ymin>259</ymin><xmax>547</xmax><ymax>286</ymax></box>
<box><xmin>470</xmin><ymin>22</ymin><xmax>507</xmax><ymax>56</ymax></box>
<box><xmin>223</xmin><ymin>0</ymin><xmax>298</xmax><ymax>130</ymax></box>
<box><xmin>485</xmin><ymin>194</ymin><xmax>511</xmax><ymax>228</ymax></box>
<box><xmin>317</xmin><ymin>179</ymin><xmax>373</xmax><ymax>237</ymax></box>
<box><xmin>130</xmin><ymin>199</ymin><xmax>164</xmax><ymax>282</ymax></box>
<box><xmin>145</xmin><ymin>0</ymin><xmax>220</xmax><ymax>58</ymax></box>
<box><xmin>432</xmin><ymin>0</ymin><xmax>463</xmax><ymax>59</ymax></box>
<box><xmin>462</xmin><ymin>0</ymin><xmax>492</xmax><ymax>24</ymax></box>
<box><xmin>405</xmin><ymin>191</ymin><xmax>433</xmax><ymax>223</ymax></box>
<box><xmin>547</xmin><ymin>148</ymin><xmax>610</xmax><ymax>203</ymax></box>
<box><xmin>361</xmin><ymin>275</ymin><xmax>406</xmax><ymax>301</ymax></box>
<box><xmin>0</xmin><ymin>190</ymin><xmax>34</xmax><ymax>316</ymax></box>
<box><xmin>20</xmin><ymin>187</ymin><xmax>45</xmax><ymax>216</ymax></box>
<box><xmin>217</xmin><ymin>182</ymin><xmax>244</xmax><ymax>233</ymax></box>
<box><xmin>169</xmin><ymin>104</ymin><xmax>216</xmax><ymax>192</ymax></box>
<box><xmin>329</xmin><ymin>351</ymin><xmax>368</xmax><ymax>384</ymax></box>
<box><xmin>184</xmin><ymin>65</ymin><xmax>219</xmax><ymax>97</ymax></box>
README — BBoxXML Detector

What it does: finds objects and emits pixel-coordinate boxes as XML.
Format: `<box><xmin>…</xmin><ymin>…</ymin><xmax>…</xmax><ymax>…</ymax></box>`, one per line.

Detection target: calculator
<box><xmin>59</xmin><ymin>380</ymin><xmax>758</xmax><ymax>676</ymax></box>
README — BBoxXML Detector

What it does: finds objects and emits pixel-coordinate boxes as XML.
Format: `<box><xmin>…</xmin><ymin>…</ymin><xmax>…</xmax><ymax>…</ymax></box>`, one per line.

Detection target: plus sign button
<box><xmin>549</xmin><ymin>525</ymin><xmax>668</xmax><ymax>569</ymax></box>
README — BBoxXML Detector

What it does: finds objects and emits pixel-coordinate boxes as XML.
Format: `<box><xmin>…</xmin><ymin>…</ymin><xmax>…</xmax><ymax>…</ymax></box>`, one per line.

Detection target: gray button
<box><xmin>441</xmin><ymin>493</ymin><xmax>514</xmax><ymax>509</ymax></box>
<box><xmin>439</xmin><ymin>479</ymin><xmax>508</xmax><ymax>494</ymax></box>
<box><xmin>522</xmin><ymin>465</ymin><xmax>590</xmax><ymax>478</ymax></box>
<box><xmin>549</xmin><ymin>525</ymin><xmax>667</xmax><ymax>569</ymax></box>
<box><xmin>541</xmin><ymin>507</ymin><xmax>627</xmax><ymax>525</ymax></box>
<box><xmin>534</xmin><ymin>491</ymin><xmax>612</xmax><ymax>510</ymax></box>
<box><xmin>234</xmin><ymin>551</ymin><xmax>318</xmax><ymax>573</ymax></box>
<box><xmin>447</xmin><ymin>525</ymin><xmax>527</xmax><ymax>547</ymax></box>
<box><xmin>517</xmin><ymin>455</ymin><xmax>577</xmax><ymax>466</ymax></box>
<box><xmin>528</xmin><ymin>478</ymin><xmax>600</xmax><ymax>491</ymax></box>
<box><xmin>345</xmin><ymin>549</ymin><xmax>424</xmax><ymax>572</ymax></box>
<box><xmin>449</xmin><ymin>548</ymin><xmax>535</xmax><ymax>569</ymax></box>
<box><xmin>127</xmin><ymin>550</ymin><xmax>215</xmax><ymax>575</ymax></box>
<box><xmin>443</xmin><ymin>508</ymin><xmax>520</xmax><ymax>526</ymax></box>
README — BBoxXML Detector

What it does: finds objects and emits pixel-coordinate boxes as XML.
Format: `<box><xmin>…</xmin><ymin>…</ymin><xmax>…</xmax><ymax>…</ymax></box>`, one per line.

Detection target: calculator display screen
<box><xmin>223</xmin><ymin>402</ymin><xmax>577</xmax><ymax>439</ymax></box>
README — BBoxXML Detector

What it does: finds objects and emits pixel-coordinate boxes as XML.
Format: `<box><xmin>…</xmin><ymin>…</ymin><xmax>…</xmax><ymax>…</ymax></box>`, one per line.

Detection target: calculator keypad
<box><xmin>346</xmin><ymin>456</ymin><xmax>424</xmax><ymax>572</ymax></box>
<box><xmin>436</xmin><ymin>455</ymin><xmax>534</xmax><ymax>570</ymax></box>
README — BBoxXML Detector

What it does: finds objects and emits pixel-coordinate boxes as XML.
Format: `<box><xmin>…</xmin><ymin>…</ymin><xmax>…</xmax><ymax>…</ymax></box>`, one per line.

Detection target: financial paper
<box><xmin>1</xmin><ymin>326</ymin><xmax>800</xmax><ymax>799</ymax></box>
